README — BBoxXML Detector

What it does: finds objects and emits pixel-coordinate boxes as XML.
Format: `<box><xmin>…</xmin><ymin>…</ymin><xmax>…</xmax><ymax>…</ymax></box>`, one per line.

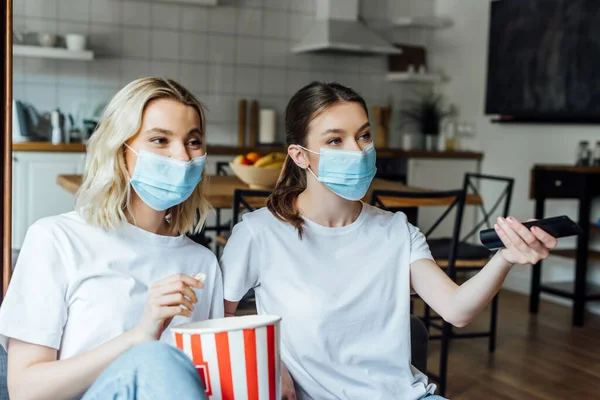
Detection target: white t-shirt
<box><xmin>220</xmin><ymin>204</ymin><xmax>437</xmax><ymax>400</ymax></box>
<box><xmin>0</xmin><ymin>211</ymin><xmax>224</xmax><ymax>360</ymax></box>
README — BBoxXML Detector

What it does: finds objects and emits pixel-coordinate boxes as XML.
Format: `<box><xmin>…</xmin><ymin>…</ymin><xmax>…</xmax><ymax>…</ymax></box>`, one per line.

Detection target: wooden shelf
<box><xmin>13</xmin><ymin>45</ymin><xmax>94</xmax><ymax>61</ymax></box>
<box><xmin>386</xmin><ymin>72</ymin><xmax>445</xmax><ymax>84</ymax></box>
<box><xmin>393</xmin><ymin>16</ymin><xmax>453</xmax><ymax>29</ymax></box>
<box><xmin>13</xmin><ymin>142</ymin><xmax>484</xmax><ymax>160</ymax></box>
<box><xmin>551</xmin><ymin>248</ymin><xmax>600</xmax><ymax>262</ymax></box>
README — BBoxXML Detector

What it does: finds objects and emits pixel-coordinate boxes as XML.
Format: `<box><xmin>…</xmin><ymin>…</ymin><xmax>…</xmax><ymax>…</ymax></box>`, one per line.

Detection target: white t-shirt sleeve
<box><xmin>407</xmin><ymin>221</ymin><xmax>434</xmax><ymax>264</ymax></box>
<box><xmin>0</xmin><ymin>221</ymin><xmax>68</xmax><ymax>351</ymax></box>
<box><xmin>220</xmin><ymin>219</ymin><xmax>261</xmax><ymax>302</ymax></box>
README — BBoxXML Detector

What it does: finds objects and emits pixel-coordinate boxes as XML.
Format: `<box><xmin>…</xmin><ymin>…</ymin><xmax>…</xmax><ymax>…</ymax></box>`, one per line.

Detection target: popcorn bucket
<box><xmin>172</xmin><ymin>315</ymin><xmax>282</xmax><ymax>400</ymax></box>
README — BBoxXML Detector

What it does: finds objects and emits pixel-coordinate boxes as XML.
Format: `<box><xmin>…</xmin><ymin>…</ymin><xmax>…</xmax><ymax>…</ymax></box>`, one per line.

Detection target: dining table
<box><xmin>56</xmin><ymin>174</ymin><xmax>482</xmax><ymax>209</ymax></box>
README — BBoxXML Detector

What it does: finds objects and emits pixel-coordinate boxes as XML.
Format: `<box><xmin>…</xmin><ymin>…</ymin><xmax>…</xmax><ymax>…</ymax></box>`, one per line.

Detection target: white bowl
<box><xmin>38</xmin><ymin>33</ymin><xmax>57</xmax><ymax>47</ymax></box>
<box><xmin>65</xmin><ymin>34</ymin><xmax>86</xmax><ymax>51</ymax></box>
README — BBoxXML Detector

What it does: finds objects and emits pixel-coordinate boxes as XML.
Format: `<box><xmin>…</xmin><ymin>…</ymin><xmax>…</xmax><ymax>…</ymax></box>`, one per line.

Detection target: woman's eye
<box><xmin>359</xmin><ymin>132</ymin><xmax>371</xmax><ymax>141</ymax></box>
<box><xmin>150</xmin><ymin>137</ymin><xmax>167</xmax><ymax>145</ymax></box>
<box><xmin>326</xmin><ymin>138</ymin><xmax>341</xmax><ymax>145</ymax></box>
<box><xmin>187</xmin><ymin>138</ymin><xmax>202</xmax><ymax>147</ymax></box>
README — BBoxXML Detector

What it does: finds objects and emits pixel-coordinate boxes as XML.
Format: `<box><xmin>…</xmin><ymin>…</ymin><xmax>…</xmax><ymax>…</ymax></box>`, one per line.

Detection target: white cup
<box><xmin>65</xmin><ymin>34</ymin><xmax>87</xmax><ymax>51</ymax></box>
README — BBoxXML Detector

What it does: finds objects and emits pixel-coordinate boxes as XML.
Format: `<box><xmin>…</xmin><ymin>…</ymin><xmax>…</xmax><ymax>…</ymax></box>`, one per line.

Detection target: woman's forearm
<box><xmin>224</xmin><ymin>300</ymin><xmax>239</xmax><ymax>317</ymax></box>
<box><xmin>9</xmin><ymin>330</ymin><xmax>148</xmax><ymax>400</ymax></box>
<box><xmin>448</xmin><ymin>252</ymin><xmax>513</xmax><ymax>327</ymax></box>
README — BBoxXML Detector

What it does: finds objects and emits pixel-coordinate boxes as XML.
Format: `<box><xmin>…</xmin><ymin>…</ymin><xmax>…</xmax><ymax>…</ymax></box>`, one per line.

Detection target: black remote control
<box><xmin>479</xmin><ymin>215</ymin><xmax>582</xmax><ymax>250</ymax></box>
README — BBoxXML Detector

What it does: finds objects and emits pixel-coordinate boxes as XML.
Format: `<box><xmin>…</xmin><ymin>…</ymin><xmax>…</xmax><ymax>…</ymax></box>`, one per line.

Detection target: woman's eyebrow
<box><xmin>320</xmin><ymin>122</ymin><xmax>370</xmax><ymax>136</ymax></box>
<box><xmin>143</xmin><ymin>127</ymin><xmax>173</xmax><ymax>136</ymax></box>
<box><xmin>187</xmin><ymin>128</ymin><xmax>202</xmax><ymax>136</ymax></box>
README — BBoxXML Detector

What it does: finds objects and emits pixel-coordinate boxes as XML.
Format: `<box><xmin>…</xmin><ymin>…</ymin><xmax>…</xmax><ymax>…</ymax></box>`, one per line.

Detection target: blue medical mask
<box><xmin>125</xmin><ymin>144</ymin><xmax>206</xmax><ymax>211</ymax></box>
<box><xmin>300</xmin><ymin>142</ymin><xmax>377</xmax><ymax>201</ymax></box>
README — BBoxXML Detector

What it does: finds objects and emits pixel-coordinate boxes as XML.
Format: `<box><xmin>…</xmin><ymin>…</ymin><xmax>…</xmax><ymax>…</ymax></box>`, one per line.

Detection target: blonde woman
<box><xmin>0</xmin><ymin>78</ymin><xmax>221</xmax><ymax>400</ymax></box>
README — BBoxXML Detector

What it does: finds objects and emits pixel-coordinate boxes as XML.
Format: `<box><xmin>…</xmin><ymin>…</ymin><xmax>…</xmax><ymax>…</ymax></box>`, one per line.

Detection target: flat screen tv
<box><xmin>485</xmin><ymin>0</ymin><xmax>600</xmax><ymax>123</ymax></box>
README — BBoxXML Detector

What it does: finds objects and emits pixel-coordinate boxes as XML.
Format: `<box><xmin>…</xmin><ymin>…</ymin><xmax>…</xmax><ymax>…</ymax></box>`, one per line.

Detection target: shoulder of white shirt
<box><xmin>27</xmin><ymin>211</ymin><xmax>217</xmax><ymax>253</ymax></box>
<box><xmin>235</xmin><ymin>204</ymin><xmax>409</xmax><ymax>235</ymax></box>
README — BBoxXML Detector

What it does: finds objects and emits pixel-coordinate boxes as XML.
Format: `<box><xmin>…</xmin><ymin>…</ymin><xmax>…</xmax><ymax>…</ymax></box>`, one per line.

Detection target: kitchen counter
<box><xmin>13</xmin><ymin>142</ymin><xmax>484</xmax><ymax>160</ymax></box>
<box><xmin>12</xmin><ymin>142</ymin><xmax>87</xmax><ymax>152</ymax></box>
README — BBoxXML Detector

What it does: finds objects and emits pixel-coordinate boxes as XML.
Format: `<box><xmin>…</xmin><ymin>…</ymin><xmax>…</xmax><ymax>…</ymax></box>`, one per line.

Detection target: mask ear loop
<box><xmin>124</xmin><ymin>143</ymin><xmax>139</xmax><ymax>155</ymax></box>
<box><xmin>122</xmin><ymin>143</ymin><xmax>138</xmax><ymax>227</ymax></box>
<box><xmin>296</xmin><ymin>145</ymin><xmax>321</xmax><ymax>181</ymax></box>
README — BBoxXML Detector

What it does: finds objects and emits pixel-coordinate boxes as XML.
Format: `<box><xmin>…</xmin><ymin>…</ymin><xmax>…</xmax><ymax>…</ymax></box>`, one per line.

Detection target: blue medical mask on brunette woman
<box><xmin>125</xmin><ymin>144</ymin><xmax>206</xmax><ymax>211</ymax></box>
<box><xmin>299</xmin><ymin>142</ymin><xmax>377</xmax><ymax>201</ymax></box>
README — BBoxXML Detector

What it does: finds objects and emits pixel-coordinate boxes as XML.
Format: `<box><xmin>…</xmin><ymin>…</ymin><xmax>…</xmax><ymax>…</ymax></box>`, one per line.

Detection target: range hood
<box><xmin>291</xmin><ymin>0</ymin><xmax>400</xmax><ymax>55</ymax></box>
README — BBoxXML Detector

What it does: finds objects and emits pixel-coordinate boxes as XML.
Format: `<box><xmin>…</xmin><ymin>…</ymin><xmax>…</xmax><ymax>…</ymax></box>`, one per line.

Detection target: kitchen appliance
<box><xmin>51</xmin><ymin>108</ymin><xmax>66</xmax><ymax>144</ymax></box>
<box><xmin>291</xmin><ymin>0</ymin><xmax>401</xmax><ymax>55</ymax></box>
<box><xmin>12</xmin><ymin>100</ymin><xmax>52</xmax><ymax>142</ymax></box>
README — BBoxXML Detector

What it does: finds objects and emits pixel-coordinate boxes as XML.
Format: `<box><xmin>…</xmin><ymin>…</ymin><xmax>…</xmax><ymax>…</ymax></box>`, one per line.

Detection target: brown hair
<box><xmin>266</xmin><ymin>81</ymin><xmax>368</xmax><ymax>238</ymax></box>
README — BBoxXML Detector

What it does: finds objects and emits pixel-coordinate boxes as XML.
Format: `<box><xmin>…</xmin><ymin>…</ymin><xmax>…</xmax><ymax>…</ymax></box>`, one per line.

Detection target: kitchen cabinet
<box><xmin>407</xmin><ymin>158</ymin><xmax>481</xmax><ymax>237</ymax></box>
<box><xmin>12</xmin><ymin>152</ymin><xmax>86</xmax><ymax>249</ymax></box>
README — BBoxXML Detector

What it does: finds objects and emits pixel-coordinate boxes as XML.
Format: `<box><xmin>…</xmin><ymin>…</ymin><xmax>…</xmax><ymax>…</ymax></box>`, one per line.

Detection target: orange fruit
<box><xmin>246</xmin><ymin>152</ymin><xmax>261</xmax><ymax>164</ymax></box>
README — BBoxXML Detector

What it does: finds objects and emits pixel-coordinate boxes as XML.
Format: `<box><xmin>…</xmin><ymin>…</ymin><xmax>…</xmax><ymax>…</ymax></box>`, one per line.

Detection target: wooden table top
<box><xmin>57</xmin><ymin>174</ymin><xmax>482</xmax><ymax>209</ymax></box>
<box><xmin>532</xmin><ymin>164</ymin><xmax>600</xmax><ymax>174</ymax></box>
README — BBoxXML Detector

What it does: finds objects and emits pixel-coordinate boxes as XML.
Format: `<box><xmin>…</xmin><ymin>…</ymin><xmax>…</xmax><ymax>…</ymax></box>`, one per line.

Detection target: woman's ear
<box><xmin>288</xmin><ymin>145</ymin><xmax>309</xmax><ymax>169</ymax></box>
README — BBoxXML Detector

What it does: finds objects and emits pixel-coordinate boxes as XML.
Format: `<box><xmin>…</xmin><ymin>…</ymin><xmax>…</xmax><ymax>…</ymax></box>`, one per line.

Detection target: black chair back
<box><xmin>231</xmin><ymin>189</ymin><xmax>272</xmax><ymax>228</ymax></box>
<box><xmin>370</xmin><ymin>189</ymin><xmax>466</xmax><ymax>279</ymax></box>
<box><xmin>216</xmin><ymin>161</ymin><xmax>231</xmax><ymax>176</ymax></box>
<box><xmin>459</xmin><ymin>173</ymin><xmax>514</xmax><ymax>243</ymax></box>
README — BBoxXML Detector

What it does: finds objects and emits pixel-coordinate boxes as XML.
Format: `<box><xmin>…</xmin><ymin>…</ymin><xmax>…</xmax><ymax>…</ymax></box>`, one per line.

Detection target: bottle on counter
<box><xmin>593</xmin><ymin>141</ymin><xmax>600</xmax><ymax>167</ymax></box>
<box><xmin>51</xmin><ymin>108</ymin><xmax>65</xmax><ymax>145</ymax></box>
<box><xmin>576</xmin><ymin>140</ymin><xmax>591</xmax><ymax>166</ymax></box>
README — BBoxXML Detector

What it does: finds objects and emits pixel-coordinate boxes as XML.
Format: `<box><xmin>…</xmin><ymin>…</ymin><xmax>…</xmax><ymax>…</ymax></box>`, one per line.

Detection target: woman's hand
<box><xmin>281</xmin><ymin>363</ymin><xmax>296</xmax><ymax>400</ymax></box>
<box><xmin>133</xmin><ymin>273</ymin><xmax>203</xmax><ymax>342</ymax></box>
<box><xmin>495</xmin><ymin>217</ymin><xmax>558</xmax><ymax>265</ymax></box>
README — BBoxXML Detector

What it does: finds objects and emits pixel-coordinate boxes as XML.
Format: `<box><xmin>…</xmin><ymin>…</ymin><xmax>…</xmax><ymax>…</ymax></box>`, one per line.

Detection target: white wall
<box><xmin>432</xmin><ymin>0</ymin><xmax>600</xmax><ymax>315</ymax></box>
<box><xmin>12</xmin><ymin>0</ymin><xmax>436</xmax><ymax>147</ymax></box>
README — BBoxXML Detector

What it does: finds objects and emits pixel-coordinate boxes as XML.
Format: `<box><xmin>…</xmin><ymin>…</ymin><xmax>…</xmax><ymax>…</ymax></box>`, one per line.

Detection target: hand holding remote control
<box><xmin>481</xmin><ymin>216</ymin><xmax>563</xmax><ymax>265</ymax></box>
<box><xmin>480</xmin><ymin>215</ymin><xmax>581</xmax><ymax>250</ymax></box>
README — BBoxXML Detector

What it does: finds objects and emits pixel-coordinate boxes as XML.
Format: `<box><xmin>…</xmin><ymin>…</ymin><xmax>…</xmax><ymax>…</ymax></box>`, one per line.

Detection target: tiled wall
<box><xmin>13</xmin><ymin>0</ymin><xmax>436</xmax><ymax>146</ymax></box>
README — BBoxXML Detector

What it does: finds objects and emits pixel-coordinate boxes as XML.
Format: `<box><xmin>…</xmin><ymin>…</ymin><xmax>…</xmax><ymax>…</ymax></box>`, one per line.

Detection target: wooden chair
<box><xmin>423</xmin><ymin>173</ymin><xmax>514</xmax><ymax>354</ymax></box>
<box><xmin>189</xmin><ymin>162</ymin><xmax>233</xmax><ymax>250</ymax></box>
<box><xmin>216</xmin><ymin>189</ymin><xmax>271</xmax><ymax>305</ymax></box>
<box><xmin>370</xmin><ymin>188</ymin><xmax>466</xmax><ymax>397</ymax></box>
<box><xmin>215</xmin><ymin>188</ymin><xmax>271</xmax><ymax>254</ymax></box>
<box><xmin>200</xmin><ymin>161</ymin><xmax>231</xmax><ymax>254</ymax></box>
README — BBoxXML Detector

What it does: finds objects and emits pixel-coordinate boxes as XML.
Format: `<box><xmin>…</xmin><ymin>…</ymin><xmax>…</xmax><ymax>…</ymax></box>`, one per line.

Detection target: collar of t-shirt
<box><xmin>300</xmin><ymin>202</ymin><xmax>368</xmax><ymax>236</ymax></box>
<box><xmin>116</xmin><ymin>222</ymin><xmax>188</xmax><ymax>247</ymax></box>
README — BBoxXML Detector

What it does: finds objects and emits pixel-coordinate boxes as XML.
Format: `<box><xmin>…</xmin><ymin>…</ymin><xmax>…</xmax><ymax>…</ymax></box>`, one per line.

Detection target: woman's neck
<box><xmin>296</xmin><ymin>178</ymin><xmax>362</xmax><ymax>228</ymax></box>
<box><xmin>127</xmin><ymin>193</ymin><xmax>172</xmax><ymax>235</ymax></box>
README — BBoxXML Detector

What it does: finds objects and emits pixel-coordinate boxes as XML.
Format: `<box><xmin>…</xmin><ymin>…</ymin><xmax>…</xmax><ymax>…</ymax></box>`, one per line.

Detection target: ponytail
<box><xmin>266</xmin><ymin>155</ymin><xmax>307</xmax><ymax>238</ymax></box>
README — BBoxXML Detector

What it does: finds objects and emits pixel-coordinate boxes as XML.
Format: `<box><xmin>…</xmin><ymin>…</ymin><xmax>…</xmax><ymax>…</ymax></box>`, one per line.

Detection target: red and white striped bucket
<box><xmin>172</xmin><ymin>315</ymin><xmax>282</xmax><ymax>400</ymax></box>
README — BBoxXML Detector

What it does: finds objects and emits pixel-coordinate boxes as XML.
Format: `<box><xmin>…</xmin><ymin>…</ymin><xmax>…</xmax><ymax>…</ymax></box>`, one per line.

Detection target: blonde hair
<box><xmin>75</xmin><ymin>77</ymin><xmax>213</xmax><ymax>235</ymax></box>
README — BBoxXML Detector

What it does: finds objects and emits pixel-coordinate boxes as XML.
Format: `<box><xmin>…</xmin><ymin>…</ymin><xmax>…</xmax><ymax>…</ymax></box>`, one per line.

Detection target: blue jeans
<box><xmin>424</xmin><ymin>395</ymin><xmax>448</xmax><ymax>399</ymax></box>
<box><xmin>82</xmin><ymin>341</ymin><xmax>206</xmax><ymax>400</ymax></box>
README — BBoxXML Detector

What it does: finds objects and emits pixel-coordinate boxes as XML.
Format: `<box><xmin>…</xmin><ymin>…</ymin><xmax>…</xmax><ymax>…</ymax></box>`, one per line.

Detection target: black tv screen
<box><xmin>485</xmin><ymin>0</ymin><xmax>600</xmax><ymax>122</ymax></box>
